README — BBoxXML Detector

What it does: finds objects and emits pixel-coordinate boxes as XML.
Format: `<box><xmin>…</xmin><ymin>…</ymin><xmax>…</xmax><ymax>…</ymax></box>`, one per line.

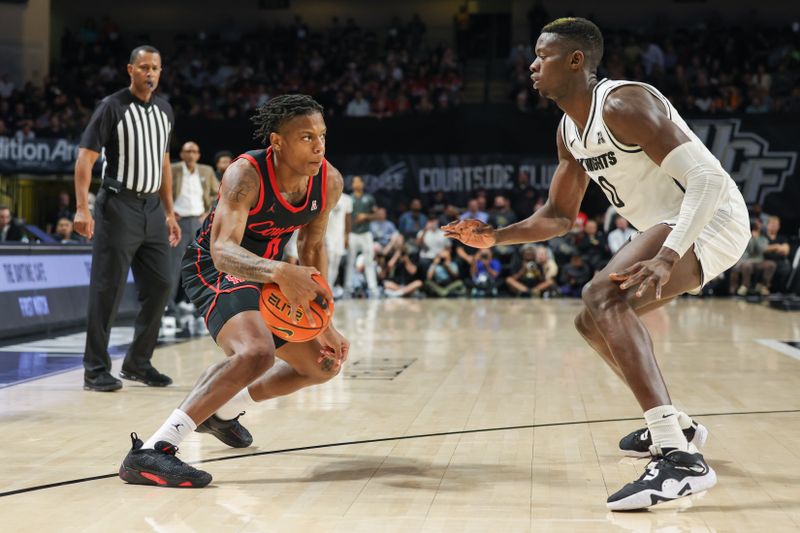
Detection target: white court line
<box><xmin>756</xmin><ymin>339</ymin><xmax>800</xmax><ymax>362</ymax></box>
<box><xmin>0</xmin><ymin>327</ymin><xmax>135</xmax><ymax>353</ymax></box>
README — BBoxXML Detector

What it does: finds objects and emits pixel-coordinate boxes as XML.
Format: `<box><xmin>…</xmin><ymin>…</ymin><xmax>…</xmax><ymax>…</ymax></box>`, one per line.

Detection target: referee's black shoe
<box><xmin>120</xmin><ymin>366</ymin><xmax>173</xmax><ymax>387</ymax></box>
<box><xmin>84</xmin><ymin>371</ymin><xmax>122</xmax><ymax>392</ymax></box>
<box><xmin>196</xmin><ymin>412</ymin><xmax>253</xmax><ymax>448</ymax></box>
<box><xmin>119</xmin><ymin>433</ymin><xmax>212</xmax><ymax>488</ymax></box>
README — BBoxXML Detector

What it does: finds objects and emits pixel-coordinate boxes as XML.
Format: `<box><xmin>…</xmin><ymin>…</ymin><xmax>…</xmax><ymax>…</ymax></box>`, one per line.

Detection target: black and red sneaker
<box><xmin>118</xmin><ymin>433</ymin><xmax>212</xmax><ymax>488</ymax></box>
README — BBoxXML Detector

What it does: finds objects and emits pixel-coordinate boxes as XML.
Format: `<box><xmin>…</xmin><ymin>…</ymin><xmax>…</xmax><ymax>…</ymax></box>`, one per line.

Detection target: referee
<box><xmin>74</xmin><ymin>45</ymin><xmax>181</xmax><ymax>392</ymax></box>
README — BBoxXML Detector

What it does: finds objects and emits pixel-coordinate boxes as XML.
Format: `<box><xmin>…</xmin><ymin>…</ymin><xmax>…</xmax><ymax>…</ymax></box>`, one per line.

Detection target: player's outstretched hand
<box><xmin>441</xmin><ymin>219</ymin><xmax>497</xmax><ymax>249</ymax></box>
<box><xmin>609</xmin><ymin>251</ymin><xmax>678</xmax><ymax>300</ymax></box>
<box><xmin>272</xmin><ymin>264</ymin><xmax>328</xmax><ymax>327</ymax></box>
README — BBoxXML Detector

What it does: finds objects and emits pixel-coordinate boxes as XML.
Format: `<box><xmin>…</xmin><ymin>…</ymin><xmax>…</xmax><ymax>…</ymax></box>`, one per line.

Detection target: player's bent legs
<box><xmin>247</xmin><ymin>337</ymin><xmax>342</xmax><ymax>401</ymax></box>
<box><xmin>574</xmin><ymin>296</ymin><xmax>677</xmax><ymax>384</ymax></box>
<box><xmin>179</xmin><ymin>311</ymin><xmax>277</xmax><ymax>425</ymax></box>
<box><xmin>579</xmin><ymin>224</ymin><xmax>702</xmax><ymax>411</ymax></box>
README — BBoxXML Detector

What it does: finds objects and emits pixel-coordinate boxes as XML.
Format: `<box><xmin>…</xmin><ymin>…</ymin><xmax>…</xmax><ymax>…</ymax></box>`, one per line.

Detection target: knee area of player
<box><xmin>233</xmin><ymin>347</ymin><xmax>276</xmax><ymax>377</ymax></box>
<box><xmin>581</xmin><ymin>280</ymin><xmax>631</xmax><ymax>312</ymax></box>
<box><xmin>573</xmin><ymin>311</ymin><xmax>593</xmax><ymax>336</ymax></box>
<box><xmin>312</xmin><ymin>357</ymin><xmax>342</xmax><ymax>381</ymax></box>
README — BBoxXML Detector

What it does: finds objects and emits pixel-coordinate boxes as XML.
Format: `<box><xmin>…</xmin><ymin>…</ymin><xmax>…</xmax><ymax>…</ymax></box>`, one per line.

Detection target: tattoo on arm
<box><xmin>214</xmin><ymin>245</ymin><xmax>282</xmax><ymax>283</ymax></box>
<box><xmin>224</xmin><ymin>174</ymin><xmax>256</xmax><ymax>203</ymax></box>
<box><xmin>212</xmin><ymin>161</ymin><xmax>280</xmax><ymax>282</ymax></box>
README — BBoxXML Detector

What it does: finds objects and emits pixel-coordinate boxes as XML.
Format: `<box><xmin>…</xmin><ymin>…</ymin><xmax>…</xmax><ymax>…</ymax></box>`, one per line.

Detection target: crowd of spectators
<box><xmin>510</xmin><ymin>21</ymin><xmax>800</xmax><ymax>114</ymax></box>
<box><xmin>336</xmin><ymin>174</ymin><xmax>799</xmax><ymax>300</ymax></box>
<box><xmin>0</xmin><ymin>14</ymin><xmax>463</xmax><ymax>141</ymax></box>
<box><xmin>2</xmin><ymin>173</ymin><xmax>798</xmax><ymax>300</ymax></box>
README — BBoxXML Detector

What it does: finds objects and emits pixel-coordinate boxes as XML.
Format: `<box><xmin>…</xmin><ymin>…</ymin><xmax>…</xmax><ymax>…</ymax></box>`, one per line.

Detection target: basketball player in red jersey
<box><xmin>444</xmin><ymin>18</ymin><xmax>749</xmax><ymax>509</ymax></box>
<box><xmin>119</xmin><ymin>95</ymin><xmax>349</xmax><ymax>487</ymax></box>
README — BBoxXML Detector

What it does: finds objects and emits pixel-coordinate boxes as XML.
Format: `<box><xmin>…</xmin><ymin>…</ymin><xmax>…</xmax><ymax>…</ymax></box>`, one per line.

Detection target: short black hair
<box><xmin>251</xmin><ymin>94</ymin><xmax>324</xmax><ymax>146</ymax></box>
<box><xmin>541</xmin><ymin>17</ymin><xmax>604</xmax><ymax>71</ymax></box>
<box><xmin>129</xmin><ymin>45</ymin><xmax>160</xmax><ymax>65</ymax></box>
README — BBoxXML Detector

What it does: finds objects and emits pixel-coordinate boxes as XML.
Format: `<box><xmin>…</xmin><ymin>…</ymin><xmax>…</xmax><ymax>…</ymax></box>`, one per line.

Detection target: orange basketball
<box><xmin>259</xmin><ymin>273</ymin><xmax>333</xmax><ymax>342</ymax></box>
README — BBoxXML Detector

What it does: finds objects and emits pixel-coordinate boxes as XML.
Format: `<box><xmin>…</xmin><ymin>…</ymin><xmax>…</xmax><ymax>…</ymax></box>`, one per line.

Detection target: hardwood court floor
<box><xmin>1</xmin><ymin>298</ymin><xmax>799</xmax><ymax>532</ymax></box>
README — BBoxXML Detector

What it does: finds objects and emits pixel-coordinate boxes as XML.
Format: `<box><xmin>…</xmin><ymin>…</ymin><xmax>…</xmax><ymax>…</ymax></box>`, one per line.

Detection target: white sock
<box><xmin>644</xmin><ymin>405</ymin><xmax>689</xmax><ymax>453</ymax></box>
<box><xmin>215</xmin><ymin>386</ymin><xmax>258</xmax><ymax>421</ymax></box>
<box><xmin>142</xmin><ymin>409</ymin><xmax>197</xmax><ymax>449</ymax></box>
<box><xmin>676</xmin><ymin>411</ymin><xmax>694</xmax><ymax>430</ymax></box>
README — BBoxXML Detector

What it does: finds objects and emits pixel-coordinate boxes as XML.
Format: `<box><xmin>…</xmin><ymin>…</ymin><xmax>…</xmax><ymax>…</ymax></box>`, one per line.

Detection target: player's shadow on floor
<box><xmin>227</xmin><ymin>452</ymin><xmax>530</xmax><ymax>492</ymax></box>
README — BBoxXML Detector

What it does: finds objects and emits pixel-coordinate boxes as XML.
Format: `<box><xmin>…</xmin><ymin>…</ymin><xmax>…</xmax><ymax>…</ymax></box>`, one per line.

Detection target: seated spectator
<box><xmin>46</xmin><ymin>191</ymin><xmax>74</xmax><ymax>234</ymax></box>
<box><xmin>533</xmin><ymin>245</ymin><xmax>559</xmax><ymax>296</ymax></box>
<box><xmin>470</xmin><ymin>248</ymin><xmax>502</xmax><ymax>297</ymax></box>
<box><xmin>425</xmin><ymin>248</ymin><xmax>466</xmax><ymax>297</ymax></box>
<box><xmin>426</xmin><ymin>191</ymin><xmax>447</xmax><ymax>220</ymax></box>
<box><xmin>764</xmin><ymin>215</ymin><xmax>792</xmax><ymax>293</ymax></box>
<box><xmin>749</xmin><ymin>203</ymin><xmax>770</xmax><ymax>229</ymax></box>
<box><xmin>398</xmin><ymin>198</ymin><xmax>427</xmax><ymax>243</ymax></box>
<box><xmin>52</xmin><ymin>216</ymin><xmax>82</xmax><ymax>244</ymax></box>
<box><xmin>370</xmin><ymin>207</ymin><xmax>402</xmax><ymax>257</ymax></box>
<box><xmin>459</xmin><ymin>198</ymin><xmax>489</xmax><ymax>224</ymax></box>
<box><xmin>577</xmin><ymin>219</ymin><xmax>609</xmax><ymax>272</ymax></box>
<box><xmin>559</xmin><ymin>254</ymin><xmax>591</xmax><ymax>297</ymax></box>
<box><xmin>729</xmin><ymin>220</ymin><xmax>775</xmax><ymax>296</ymax></box>
<box><xmin>511</xmin><ymin>171</ymin><xmax>537</xmax><ymax>219</ymax></box>
<box><xmin>607</xmin><ymin>215</ymin><xmax>636</xmax><ymax>255</ymax></box>
<box><xmin>0</xmin><ymin>205</ymin><xmax>25</xmax><ymax>242</ymax></box>
<box><xmin>489</xmin><ymin>194</ymin><xmax>518</xmax><ymax>267</ymax></box>
<box><xmin>453</xmin><ymin>238</ymin><xmax>478</xmax><ymax>279</ymax></box>
<box><xmin>438</xmin><ymin>204</ymin><xmax>460</xmax><ymax>227</ymax></box>
<box><xmin>549</xmin><ymin>224</ymin><xmax>579</xmax><ymax>266</ymax></box>
<box><xmin>506</xmin><ymin>243</ymin><xmax>550</xmax><ymax>297</ymax></box>
<box><xmin>382</xmin><ymin>245</ymin><xmax>423</xmax><ymax>298</ymax></box>
<box><xmin>346</xmin><ymin>91</ymin><xmax>371</xmax><ymax>117</ymax></box>
<box><xmin>417</xmin><ymin>217</ymin><xmax>449</xmax><ymax>273</ymax></box>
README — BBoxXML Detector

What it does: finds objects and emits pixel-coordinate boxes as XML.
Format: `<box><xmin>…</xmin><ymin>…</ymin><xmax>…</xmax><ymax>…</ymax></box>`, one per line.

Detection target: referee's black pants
<box><xmin>83</xmin><ymin>188</ymin><xmax>172</xmax><ymax>376</ymax></box>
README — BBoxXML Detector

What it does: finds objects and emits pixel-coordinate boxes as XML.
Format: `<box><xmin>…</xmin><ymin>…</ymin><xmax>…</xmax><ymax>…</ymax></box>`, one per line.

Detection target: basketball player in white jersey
<box><xmin>443</xmin><ymin>17</ymin><xmax>749</xmax><ymax>510</ymax></box>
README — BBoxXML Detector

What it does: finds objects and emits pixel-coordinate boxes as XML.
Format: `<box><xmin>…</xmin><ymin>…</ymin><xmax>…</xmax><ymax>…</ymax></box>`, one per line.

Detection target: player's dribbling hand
<box><xmin>316</xmin><ymin>325</ymin><xmax>349</xmax><ymax>371</ymax></box>
<box><xmin>272</xmin><ymin>264</ymin><xmax>329</xmax><ymax>327</ymax></box>
<box><xmin>441</xmin><ymin>219</ymin><xmax>497</xmax><ymax>249</ymax></box>
<box><xmin>609</xmin><ymin>249</ymin><xmax>679</xmax><ymax>300</ymax></box>
<box><xmin>73</xmin><ymin>206</ymin><xmax>95</xmax><ymax>240</ymax></box>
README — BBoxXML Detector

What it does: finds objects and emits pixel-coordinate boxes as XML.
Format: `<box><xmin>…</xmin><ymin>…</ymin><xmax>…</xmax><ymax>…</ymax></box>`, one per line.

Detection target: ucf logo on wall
<box><xmin>690</xmin><ymin>118</ymin><xmax>798</xmax><ymax>206</ymax></box>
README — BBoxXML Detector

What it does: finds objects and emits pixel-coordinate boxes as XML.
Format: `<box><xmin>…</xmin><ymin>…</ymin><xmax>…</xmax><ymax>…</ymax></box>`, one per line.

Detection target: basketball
<box><xmin>259</xmin><ymin>273</ymin><xmax>333</xmax><ymax>342</ymax></box>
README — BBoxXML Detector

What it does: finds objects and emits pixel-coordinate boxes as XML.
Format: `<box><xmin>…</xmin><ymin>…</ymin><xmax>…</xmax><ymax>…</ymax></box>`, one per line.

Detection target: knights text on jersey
<box><xmin>190</xmin><ymin>146</ymin><xmax>327</xmax><ymax>260</ymax></box>
<box><xmin>562</xmin><ymin>78</ymin><xmax>739</xmax><ymax>231</ymax></box>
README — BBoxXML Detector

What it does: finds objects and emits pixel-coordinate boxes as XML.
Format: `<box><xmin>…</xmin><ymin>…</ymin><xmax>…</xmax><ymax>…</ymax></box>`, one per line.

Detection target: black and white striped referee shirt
<box><xmin>80</xmin><ymin>88</ymin><xmax>174</xmax><ymax>193</ymax></box>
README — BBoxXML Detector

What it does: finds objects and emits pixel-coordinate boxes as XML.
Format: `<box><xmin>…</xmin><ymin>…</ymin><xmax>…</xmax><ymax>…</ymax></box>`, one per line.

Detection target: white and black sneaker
<box><xmin>619</xmin><ymin>421</ymin><xmax>708</xmax><ymax>458</ymax></box>
<box><xmin>607</xmin><ymin>450</ymin><xmax>717</xmax><ymax>511</ymax></box>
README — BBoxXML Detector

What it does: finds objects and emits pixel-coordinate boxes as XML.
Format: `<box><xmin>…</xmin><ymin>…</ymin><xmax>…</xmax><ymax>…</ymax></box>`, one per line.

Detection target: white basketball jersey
<box><xmin>562</xmin><ymin>78</ymin><xmax>739</xmax><ymax>231</ymax></box>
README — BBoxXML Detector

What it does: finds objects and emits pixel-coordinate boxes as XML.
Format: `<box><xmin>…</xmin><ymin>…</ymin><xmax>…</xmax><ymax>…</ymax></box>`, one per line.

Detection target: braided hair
<box><xmin>251</xmin><ymin>94</ymin><xmax>324</xmax><ymax>146</ymax></box>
